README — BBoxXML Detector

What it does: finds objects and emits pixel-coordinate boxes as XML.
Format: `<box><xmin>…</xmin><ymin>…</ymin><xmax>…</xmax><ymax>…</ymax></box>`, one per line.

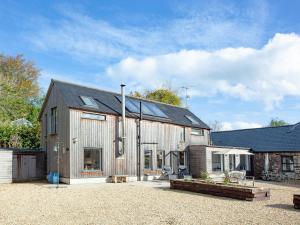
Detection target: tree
<box><xmin>0</xmin><ymin>81</ymin><xmax>31</xmax><ymax>122</ymax></box>
<box><xmin>26</xmin><ymin>96</ymin><xmax>45</xmax><ymax>124</ymax></box>
<box><xmin>0</xmin><ymin>54</ymin><xmax>40</xmax><ymax>98</ymax></box>
<box><xmin>269</xmin><ymin>118</ymin><xmax>289</xmax><ymax>127</ymax></box>
<box><xmin>129</xmin><ymin>91</ymin><xmax>143</xmax><ymax>98</ymax></box>
<box><xmin>145</xmin><ymin>88</ymin><xmax>182</xmax><ymax>106</ymax></box>
<box><xmin>0</xmin><ymin>54</ymin><xmax>40</xmax><ymax>123</ymax></box>
<box><xmin>0</xmin><ymin>54</ymin><xmax>41</xmax><ymax>149</ymax></box>
<box><xmin>145</xmin><ymin>89</ymin><xmax>182</xmax><ymax>106</ymax></box>
<box><xmin>209</xmin><ymin>120</ymin><xmax>223</xmax><ymax>131</ymax></box>
<box><xmin>129</xmin><ymin>88</ymin><xmax>182</xmax><ymax>106</ymax></box>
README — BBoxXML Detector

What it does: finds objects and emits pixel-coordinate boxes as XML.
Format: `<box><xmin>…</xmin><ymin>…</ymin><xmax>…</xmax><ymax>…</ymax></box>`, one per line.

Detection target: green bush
<box><xmin>0</xmin><ymin>123</ymin><xmax>40</xmax><ymax>149</ymax></box>
<box><xmin>200</xmin><ymin>171</ymin><xmax>209</xmax><ymax>180</ymax></box>
<box><xmin>223</xmin><ymin>171</ymin><xmax>231</xmax><ymax>185</ymax></box>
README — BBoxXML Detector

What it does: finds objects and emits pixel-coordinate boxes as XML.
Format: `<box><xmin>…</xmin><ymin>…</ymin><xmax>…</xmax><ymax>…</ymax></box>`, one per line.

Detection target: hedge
<box><xmin>0</xmin><ymin>123</ymin><xmax>40</xmax><ymax>149</ymax></box>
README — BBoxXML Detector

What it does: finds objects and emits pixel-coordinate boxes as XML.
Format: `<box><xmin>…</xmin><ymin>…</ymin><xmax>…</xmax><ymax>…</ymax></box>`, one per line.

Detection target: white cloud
<box><xmin>38</xmin><ymin>71</ymin><xmax>115</xmax><ymax>93</ymax></box>
<box><xmin>26</xmin><ymin>1</ymin><xmax>267</xmax><ymax>63</ymax></box>
<box><xmin>221</xmin><ymin>121</ymin><xmax>263</xmax><ymax>131</ymax></box>
<box><xmin>106</xmin><ymin>33</ymin><xmax>300</xmax><ymax>110</ymax></box>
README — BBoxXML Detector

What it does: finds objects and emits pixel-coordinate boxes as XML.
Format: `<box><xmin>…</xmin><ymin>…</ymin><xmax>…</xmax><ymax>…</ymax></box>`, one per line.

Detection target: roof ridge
<box><xmin>52</xmin><ymin>79</ymin><xmax>187</xmax><ymax>109</ymax></box>
<box><xmin>212</xmin><ymin>124</ymin><xmax>296</xmax><ymax>133</ymax></box>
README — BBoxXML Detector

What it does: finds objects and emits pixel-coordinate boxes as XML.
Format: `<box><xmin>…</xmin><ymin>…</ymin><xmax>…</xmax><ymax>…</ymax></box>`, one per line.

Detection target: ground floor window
<box><xmin>240</xmin><ymin>155</ymin><xmax>251</xmax><ymax>171</ymax></box>
<box><xmin>281</xmin><ymin>156</ymin><xmax>294</xmax><ymax>172</ymax></box>
<box><xmin>157</xmin><ymin>150</ymin><xmax>165</xmax><ymax>169</ymax></box>
<box><xmin>229</xmin><ymin>154</ymin><xmax>236</xmax><ymax>171</ymax></box>
<box><xmin>212</xmin><ymin>153</ymin><xmax>224</xmax><ymax>172</ymax></box>
<box><xmin>144</xmin><ymin>150</ymin><xmax>152</xmax><ymax>169</ymax></box>
<box><xmin>84</xmin><ymin>148</ymin><xmax>102</xmax><ymax>170</ymax></box>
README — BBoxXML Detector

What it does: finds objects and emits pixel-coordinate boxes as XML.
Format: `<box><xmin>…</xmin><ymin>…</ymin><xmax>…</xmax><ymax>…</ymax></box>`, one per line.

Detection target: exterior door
<box><xmin>142</xmin><ymin>144</ymin><xmax>157</xmax><ymax>172</ymax></box>
<box><xmin>28</xmin><ymin>156</ymin><xmax>36</xmax><ymax>178</ymax></box>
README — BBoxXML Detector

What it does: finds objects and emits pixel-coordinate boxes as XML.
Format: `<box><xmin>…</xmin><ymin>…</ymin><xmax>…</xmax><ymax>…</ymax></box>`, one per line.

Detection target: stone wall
<box><xmin>253</xmin><ymin>152</ymin><xmax>300</xmax><ymax>179</ymax></box>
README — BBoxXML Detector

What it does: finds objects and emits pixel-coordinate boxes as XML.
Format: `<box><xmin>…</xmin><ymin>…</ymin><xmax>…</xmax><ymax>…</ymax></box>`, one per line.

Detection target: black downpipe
<box><xmin>137</xmin><ymin>101</ymin><xmax>142</xmax><ymax>181</ymax></box>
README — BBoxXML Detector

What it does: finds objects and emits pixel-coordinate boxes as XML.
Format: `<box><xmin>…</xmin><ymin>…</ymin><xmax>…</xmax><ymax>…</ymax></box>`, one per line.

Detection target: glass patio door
<box><xmin>229</xmin><ymin>154</ymin><xmax>236</xmax><ymax>171</ymax></box>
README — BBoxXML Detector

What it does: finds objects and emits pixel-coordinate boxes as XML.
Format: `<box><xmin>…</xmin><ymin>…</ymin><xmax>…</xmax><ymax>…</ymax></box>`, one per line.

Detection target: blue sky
<box><xmin>1</xmin><ymin>0</ymin><xmax>300</xmax><ymax>130</ymax></box>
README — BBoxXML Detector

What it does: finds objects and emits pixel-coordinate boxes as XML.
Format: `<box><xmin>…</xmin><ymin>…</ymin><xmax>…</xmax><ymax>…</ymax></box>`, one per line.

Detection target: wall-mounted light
<box><xmin>72</xmin><ymin>138</ymin><xmax>78</xmax><ymax>144</ymax></box>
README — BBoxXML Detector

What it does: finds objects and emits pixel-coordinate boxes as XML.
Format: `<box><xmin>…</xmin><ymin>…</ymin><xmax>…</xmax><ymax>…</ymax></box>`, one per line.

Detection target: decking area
<box><xmin>0</xmin><ymin>180</ymin><xmax>299</xmax><ymax>225</ymax></box>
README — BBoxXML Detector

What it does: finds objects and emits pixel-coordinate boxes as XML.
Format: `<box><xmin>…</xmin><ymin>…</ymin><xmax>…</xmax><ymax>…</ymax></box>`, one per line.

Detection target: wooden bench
<box><xmin>170</xmin><ymin>179</ymin><xmax>270</xmax><ymax>201</ymax></box>
<box><xmin>111</xmin><ymin>175</ymin><xmax>128</xmax><ymax>183</ymax></box>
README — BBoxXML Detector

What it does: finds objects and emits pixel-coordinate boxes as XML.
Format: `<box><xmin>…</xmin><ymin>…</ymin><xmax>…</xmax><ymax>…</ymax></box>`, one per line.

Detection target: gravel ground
<box><xmin>0</xmin><ymin>180</ymin><xmax>299</xmax><ymax>225</ymax></box>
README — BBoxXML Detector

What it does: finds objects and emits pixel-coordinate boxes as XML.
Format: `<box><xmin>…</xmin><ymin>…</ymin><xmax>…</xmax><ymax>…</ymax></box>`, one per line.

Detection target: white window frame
<box><xmin>191</xmin><ymin>128</ymin><xmax>204</xmax><ymax>136</ymax></box>
<box><xmin>83</xmin><ymin>148</ymin><xmax>103</xmax><ymax>171</ymax></box>
<box><xmin>144</xmin><ymin>150</ymin><xmax>153</xmax><ymax>170</ymax></box>
<box><xmin>156</xmin><ymin>150</ymin><xmax>165</xmax><ymax>169</ymax></box>
<box><xmin>50</xmin><ymin>107</ymin><xmax>57</xmax><ymax>134</ymax></box>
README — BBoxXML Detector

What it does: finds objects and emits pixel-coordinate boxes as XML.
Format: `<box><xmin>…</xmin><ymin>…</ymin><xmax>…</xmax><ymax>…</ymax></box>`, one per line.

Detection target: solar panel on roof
<box><xmin>115</xmin><ymin>96</ymin><xmax>168</xmax><ymax>118</ymax></box>
<box><xmin>145</xmin><ymin>102</ymin><xmax>168</xmax><ymax>118</ymax></box>
<box><xmin>130</xmin><ymin>99</ymin><xmax>154</xmax><ymax>115</ymax></box>
<box><xmin>125</xmin><ymin>99</ymin><xmax>140</xmax><ymax>113</ymax></box>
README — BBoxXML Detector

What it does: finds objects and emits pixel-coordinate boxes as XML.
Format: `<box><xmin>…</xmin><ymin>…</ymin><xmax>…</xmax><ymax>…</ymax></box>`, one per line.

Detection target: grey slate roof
<box><xmin>211</xmin><ymin>123</ymin><xmax>300</xmax><ymax>152</ymax></box>
<box><xmin>52</xmin><ymin>80</ymin><xmax>210</xmax><ymax>129</ymax></box>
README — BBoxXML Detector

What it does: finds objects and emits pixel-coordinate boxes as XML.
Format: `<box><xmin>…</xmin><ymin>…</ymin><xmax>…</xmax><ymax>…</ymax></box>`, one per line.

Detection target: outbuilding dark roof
<box><xmin>48</xmin><ymin>80</ymin><xmax>210</xmax><ymax>129</ymax></box>
<box><xmin>211</xmin><ymin>123</ymin><xmax>300</xmax><ymax>152</ymax></box>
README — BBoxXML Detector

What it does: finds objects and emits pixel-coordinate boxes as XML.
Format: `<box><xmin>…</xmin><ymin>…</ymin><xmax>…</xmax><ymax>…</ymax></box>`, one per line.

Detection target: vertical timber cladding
<box><xmin>70</xmin><ymin>109</ymin><xmax>211</xmax><ymax>178</ymax></box>
<box><xmin>41</xmin><ymin>84</ymin><xmax>70</xmax><ymax>178</ymax></box>
<box><xmin>140</xmin><ymin>120</ymin><xmax>189</xmax><ymax>172</ymax></box>
<box><xmin>70</xmin><ymin>109</ymin><xmax>116</xmax><ymax>178</ymax></box>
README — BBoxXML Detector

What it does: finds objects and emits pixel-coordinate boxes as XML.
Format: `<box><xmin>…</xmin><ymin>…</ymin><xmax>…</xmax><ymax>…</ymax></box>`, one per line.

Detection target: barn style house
<box><xmin>39</xmin><ymin>80</ymin><xmax>213</xmax><ymax>184</ymax></box>
<box><xmin>40</xmin><ymin>80</ymin><xmax>252</xmax><ymax>184</ymax></box>
<box><xmin>212</xmin><ymin>124</ymin><xmax>300</xmax><ymax>181</ymax></box>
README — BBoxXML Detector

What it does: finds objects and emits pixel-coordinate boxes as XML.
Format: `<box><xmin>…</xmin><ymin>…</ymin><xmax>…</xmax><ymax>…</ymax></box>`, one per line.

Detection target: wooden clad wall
<box><xmin>69</xmin><ymin>109</ymin><xmax>210</xmax><ymax>179</ymax></box>
<box><xmin>70</xmin><ymin>110</ymin><xmax>116</xmax><ymax>178</ymax></box>
<box><xmin>0</xmin><ymin>151</ymin><xmax>13</xmax><ymax>183</ymax></box>
<box><xmin>40</xmin><ymin>84</ymin><xmax>70</xmax><ymax>178</ymax></box>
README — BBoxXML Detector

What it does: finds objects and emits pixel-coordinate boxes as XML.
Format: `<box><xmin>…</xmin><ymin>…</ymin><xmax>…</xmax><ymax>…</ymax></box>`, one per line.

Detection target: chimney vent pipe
<box><xmin>120</xmin><ymin>84</ymin><xmax>126</xmax><ymax>155</ymax></box>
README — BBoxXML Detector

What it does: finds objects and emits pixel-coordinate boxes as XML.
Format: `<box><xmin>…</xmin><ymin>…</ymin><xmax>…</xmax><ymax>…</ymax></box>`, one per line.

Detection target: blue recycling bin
<box><xmin>47</xmin><ymin>172</ymin><xmax>54</xmax><ymax>183</ymax></box>
<box><xmin>52</xmin><ymin>172</ymin><xmax>60</xmax><ymax>184</ymax></box>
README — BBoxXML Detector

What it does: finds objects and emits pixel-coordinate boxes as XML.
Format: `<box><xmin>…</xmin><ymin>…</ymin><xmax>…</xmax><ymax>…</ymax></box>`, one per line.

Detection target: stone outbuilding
<box><xmin>211</xmin><ymin>123</ymin><xmax>300</xmax><ymax>180</ymax></box>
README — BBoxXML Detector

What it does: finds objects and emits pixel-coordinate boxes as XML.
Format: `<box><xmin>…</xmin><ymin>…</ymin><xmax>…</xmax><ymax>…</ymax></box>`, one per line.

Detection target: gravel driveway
<box><xmin>0</xmin><ymin>180</ymin><xmax>299</xmax><ymax>225</ymax></box>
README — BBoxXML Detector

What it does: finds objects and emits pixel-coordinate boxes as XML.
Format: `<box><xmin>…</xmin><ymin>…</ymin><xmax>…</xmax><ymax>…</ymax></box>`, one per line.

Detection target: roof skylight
<box><xmin>80</xmin><ymin>96</ymin><xmax>98</xmax><ymax>108</ymax></box>
<box><xmin>185</xmin><ymin>115</ymin><xmax>200</xmax><ymax>125</ymax></box>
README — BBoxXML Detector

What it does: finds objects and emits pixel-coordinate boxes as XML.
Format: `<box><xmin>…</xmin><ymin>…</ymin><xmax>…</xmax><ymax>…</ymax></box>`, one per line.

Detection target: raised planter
<box><xmin>170</xmin><ymin>179</ymin><xmax>270</xmax><ymax>201</ymax></box>
<box><xmin>294</xmin><ymin>195</ymin><xmax>300</xmax><ymax>209</ymax></box>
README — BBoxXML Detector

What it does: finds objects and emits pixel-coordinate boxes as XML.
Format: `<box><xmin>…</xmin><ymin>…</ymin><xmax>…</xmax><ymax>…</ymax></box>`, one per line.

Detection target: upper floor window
<box><xmin>180</xmin><ymin>127</ymin><xmax>185</xmax><ymax>142</ymax></box>
<box><xmin>45</xmin><ymin>114</ymin><xmax>48</xmax><ymax>136</ymax></box>
<box><xmin>191</xmin><ymin>128</ymin><xmax>204</xmax><ymax>136</ymax></box>
<box><xmin>50</xmin><ymin>107</ymin><xmax>57</xmax><ymax>134</ymax></box>
<box><xmin>80</xmin><ymin>96</ymin><xmax>98</xmax><ymax>108</ymax></box>
<box><xmin>282</xmin><ymin>156</ymin><xmax>294</xmax><ymax>172</ymax></box>
<box><xmin>81</xmin><ymin>113</ymin><xmax>106</xmax><ymax>121</ymax></box>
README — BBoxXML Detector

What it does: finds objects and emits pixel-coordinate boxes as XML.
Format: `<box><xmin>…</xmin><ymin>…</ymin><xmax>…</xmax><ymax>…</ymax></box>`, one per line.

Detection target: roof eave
<box><xmin>38</xmin><ymin>80</ymin><xmax>55</xmax><ymax>121</ymax></box>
